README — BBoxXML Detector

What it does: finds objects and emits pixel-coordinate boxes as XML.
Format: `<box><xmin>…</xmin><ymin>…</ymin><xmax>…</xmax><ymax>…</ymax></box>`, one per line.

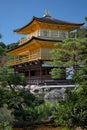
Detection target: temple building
<box><xmin>7</xmin><ymin>10</ymin><xmax>84</xmax><ymax>85</ymax></box>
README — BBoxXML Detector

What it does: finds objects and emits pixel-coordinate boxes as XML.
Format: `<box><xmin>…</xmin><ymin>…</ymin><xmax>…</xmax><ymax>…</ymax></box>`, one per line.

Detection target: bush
<box><xmin>53</xmin><ymin>86</ymin><xmax>87</xmax><ymax>129</ymax></box>
<box><xmin>0</xmin><ymin>104</ymin><xmax>14</xmax><ymax>130</ymax></box>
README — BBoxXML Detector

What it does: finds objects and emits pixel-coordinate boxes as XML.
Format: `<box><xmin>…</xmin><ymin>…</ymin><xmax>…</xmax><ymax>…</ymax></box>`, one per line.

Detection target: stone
<box><xmin>44</xmin><ymin>88</ymin><xmax>65</xmax><ymax>100</ymax></box>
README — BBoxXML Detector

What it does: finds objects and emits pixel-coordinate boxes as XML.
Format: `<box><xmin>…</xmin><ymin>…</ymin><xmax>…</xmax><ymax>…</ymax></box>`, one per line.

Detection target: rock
<box><xmin>44</xmin><ymin>88</ymin><xmax>65</xmax><ymax>100</ymax></box>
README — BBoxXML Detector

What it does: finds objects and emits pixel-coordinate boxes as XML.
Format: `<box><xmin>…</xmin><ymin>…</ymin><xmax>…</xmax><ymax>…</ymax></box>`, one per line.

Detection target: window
<box><xmin>51</xmin><ymin>30</ymin><xmax>59</xmax><ymax>37</ymax></box>
<box><xmin>43</xmin><ymin>30</ymin><xmax>48</xmax><ymax>36</ymax></box>
<box><xmin>61</xmin><ymin>32</ymin><xmax>66</xmax><ymax>38</ymax></box>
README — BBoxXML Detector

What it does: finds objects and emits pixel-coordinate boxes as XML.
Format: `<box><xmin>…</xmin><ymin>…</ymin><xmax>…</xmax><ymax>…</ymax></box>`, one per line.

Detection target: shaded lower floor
<box><xmin>12</xmin><ymin>60</ymin><xmax>71</xmax><ymax>85</ymax></box>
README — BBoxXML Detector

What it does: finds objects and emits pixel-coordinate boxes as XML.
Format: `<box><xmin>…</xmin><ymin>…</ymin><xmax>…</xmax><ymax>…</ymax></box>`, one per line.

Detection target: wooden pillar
<box><xmin>28</xmin><ymin>63</ymin><xmax>31</xmax><ymax>84</ymax></box>
<box><xmin>39</xmin><ymin>61</ymin><xmax>42</xmax><ymax>83</ymax></box>
<box><xmin>28</xmin><ymin>70</ymin><xmax>31</xmax><ymax>84</ymax></box>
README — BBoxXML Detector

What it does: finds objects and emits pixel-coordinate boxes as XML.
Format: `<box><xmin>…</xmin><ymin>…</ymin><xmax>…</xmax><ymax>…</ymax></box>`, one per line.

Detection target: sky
<box><xmin>0</xmin><ymin>0</ymin><xmax>87</xmax><ymax>45</ymax></box>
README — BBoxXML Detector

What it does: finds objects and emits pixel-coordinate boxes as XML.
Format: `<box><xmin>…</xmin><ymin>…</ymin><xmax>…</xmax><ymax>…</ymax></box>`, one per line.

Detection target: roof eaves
<box><xmin>7</xmin><ymin>36</ymin><xmax>62</xmax><ymax>53</ymax></box>
<box><xmin>13</xmin><ymin>16</ymin><xmax>36</xmax><ymax>33</ymax></box>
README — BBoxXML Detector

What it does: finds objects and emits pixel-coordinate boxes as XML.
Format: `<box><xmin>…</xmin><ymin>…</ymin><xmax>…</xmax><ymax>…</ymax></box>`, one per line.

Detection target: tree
<box><xmin>0</xmin><ymin>41</ymin><xmax>6</xmax><ymax>66</ymax></box>
<box><xmin>0</xmin><ymin>65</ymin><xmax>27</xmax><ymax>92</ymax></box>
<box><xmin>53</xmin><ymin>86</ymin><xmax>87</xmax><ymax>128</ymax></box>
<box><xmin>77</xmin><ymin>27</ymin><xmax>87</xmax><ymax>38</ymax></box>
<box><xmin>0</xmin><ymin>46</ymin><xmax>5</xmax><ymax>56</ymax></box>
<box><xmin>0</xmin><ymin>42</ymin><xmax>6</xmax><ymax>49</ymax></box>
<box><xmin>0</xmin><ymin>65</ymin><xmax>44</xmax><ymax>123</ymax></box>
<box><xmin>50</xmin><ymin>37</ymin><xmax>87</xmax><ymax>129</ymax></box>
<box><xmin>0</xmin><ymin>34</ymin><xmax>2</xmax><ymax>39</ymax></box>
<box><xmin>6</xmin><ymin>42</ymin><xmax>18</xmax><ymax>51</ymax></box>
<box><xmin>84</xmin><ymin>16</ymin><xmax>87</xmax><ymax>22</ymax></box>
<box><xmin>49</xmin><ymin>38</ymin><xmax>87</xmax><ymax>80</ymax></box>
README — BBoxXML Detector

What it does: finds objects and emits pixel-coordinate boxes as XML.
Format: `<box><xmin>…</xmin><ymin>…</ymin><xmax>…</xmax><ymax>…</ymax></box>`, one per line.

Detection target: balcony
<box><xmin>7</xmin><ymin>49</ymin><xmax>51</xmax><ymax>66</ymax></box>
<box><xmin>19</xmin><ymin>29</ymin><xmax>69</xmax><ymax>45</ymax></box>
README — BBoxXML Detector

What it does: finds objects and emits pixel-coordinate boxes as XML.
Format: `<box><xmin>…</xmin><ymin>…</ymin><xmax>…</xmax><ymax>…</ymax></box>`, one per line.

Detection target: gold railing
<box><xmin>7</xmin><ymin>54</ymin><xmax>50</xmax><ymax>66</ymax></box>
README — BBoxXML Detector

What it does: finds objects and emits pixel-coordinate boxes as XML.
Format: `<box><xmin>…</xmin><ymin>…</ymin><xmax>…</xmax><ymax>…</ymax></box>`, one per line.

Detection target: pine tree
<box><xmin>49</xmin><ymin>38</ymin><xmax>87</xmax><ymax>80</ymax></box>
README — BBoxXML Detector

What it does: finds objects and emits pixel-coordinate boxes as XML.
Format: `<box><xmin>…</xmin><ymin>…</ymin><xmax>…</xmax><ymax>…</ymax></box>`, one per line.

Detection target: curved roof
<box><xmin>7</xmin><ymin>36</ymin><xmax>62</xmax><ymax>54</ymax></box>
<box><xmin>33</xmin><ymin>15</ymin><xmax>84</xmax><ymax>26</ymax></box>
<box><xmin>14</xmin><ymin>14</ymin><xmax>84</xmax><ymax>34</ymax></box>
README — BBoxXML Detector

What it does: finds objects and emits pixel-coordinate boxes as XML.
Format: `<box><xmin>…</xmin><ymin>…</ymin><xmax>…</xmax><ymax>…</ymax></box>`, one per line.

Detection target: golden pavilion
<box><xmin>7</xmin><ymin>10</ymin><xmax>84</xmax><ymax>85</ymax></box>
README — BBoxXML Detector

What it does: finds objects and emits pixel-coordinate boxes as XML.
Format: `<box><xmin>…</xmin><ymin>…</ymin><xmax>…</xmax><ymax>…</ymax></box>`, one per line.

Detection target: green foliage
<box><xmin>0</xmin><ymin>65</ymin><xmax>27</xmax><ymax>91</ymax></box>
<box><xmin>84</xmin><ymin>16</ymin><xmax>87</xmax><ymax>21</ymax></box>
<box><xmin>0</xmin><ymin>42</ymin><xmax>6</xmax><ymax>49</ymax></box>
<box><xmin>34</xmin><ymin>102</ymin><xmax>55</xmax><ymax>121</ymax></box>
<box><xmin>50</xmin><ymin>68</ymin><xmax>64</xmax><ymax>79</ymax></box>
<box><xmin>70</xmin><ymin>26</ymin><xmax>87</xmax><ymax>38</ymax></box>
<box><xmin>0</xmin><ymin>81</ymin><xmax>46</xmax><ymax>122</ymax></box>
<box><xmin>0</xmin><ymin>42</ymin><xmax>6</xmax><ymax>64</ymax></box>
<box><xmin>0</xmin><ymin>85</ymin><xmax>42</xmax><ymax>122</ymax></box>
<box><xmin>0</xmin><ymin>34</ymin><xmax>2</xmax><ymax>38</ymax></box>
<box><xmin>73</xmin><ymin>66</ymin><xmax>87</xmax><ymax>84</ymax></box>
<box><xmin>0</xmin><ymin>64</ymin><xmax>45</xmax><ymax>123</ymax></box>
<box><xmin>49</xmin><ymin>38</ymin><xmax>87</xmax><ymax>79</ymax></box>
<box><xmin>6</xmin><ymin>42</ymin><xmax>18</xmax><ymax>50</ymax></box>
<box><xmin>0</xmin><ymin>46</ymin><xmax>5</xmax><ymax>56</ymax></box>
<box><xmin>24</xmin><ymin>37</ymin><xmax>86</xmax><ymax>129</ymax></box>
<box><xmin>12</xmin><ymin>90</ymin><xmax>37</xmax><ymax>121</ymax></box>
<box><xmin>45</xmin><ymin>37</ymin><xmax>87</xmax><ymax>129</ymax></box>
<box><xmin>77</xmin><ymin>27</ymin><xmax>87</xmax><ymax>38</ymax></box>
<box><xmin>0</xmin><ymin>66</ymin><xmax>14</xmax><ymax>84</ymax></box>
<box><xmin>0</xmin><ymin>104</ymin><xmax>14</xmax><ymax>130</ymax></box>
<box><xmin>53</xmin><ymin>86</ymin><xmax>87</xmax><ymax>128</ymax></box>
<box><xmin>12</xmin><ymin>101</ymin><xmax>56</xmax><ymax>122</ymax></box>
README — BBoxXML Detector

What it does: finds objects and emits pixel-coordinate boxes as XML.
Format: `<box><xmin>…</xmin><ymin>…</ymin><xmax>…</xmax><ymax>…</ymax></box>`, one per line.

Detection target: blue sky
<box><xmin>0</xmin><ymin>0</ymin><xmax>87</xmax><ymax>45</ymax></box>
